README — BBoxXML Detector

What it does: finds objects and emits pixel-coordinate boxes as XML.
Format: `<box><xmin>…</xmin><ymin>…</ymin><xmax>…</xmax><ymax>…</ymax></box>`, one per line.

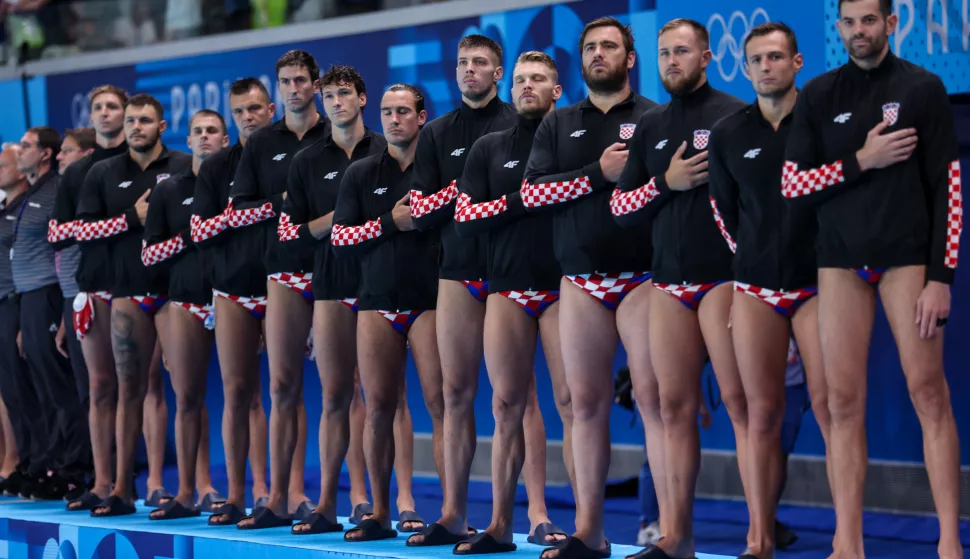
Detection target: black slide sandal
<box><xmin>67</xmin><ymin>491</ymin><xmax>103</xmax><ymax>512</ymax></box>
<box><xmin>454</xmin><ymin>532</ymin><xmax>518</xmax><ymax>555</ymax></box>
<box><xmin>292</xmin><ymin>513</ymin><xmax>344</xmax><ymax>535</ymax></box>
<box><xmin>528</xmin><ymin>523</ymin><xmax>568</xmax><ymax>546</ymax></box>
<box><xmin>396</xmin><ymin>510</ymin><xmax>426</xmax><ymax>532</ymax></box>
<box><xmin>150</xmin><ymin>500</ymin><xmax>201</xmax><ymax>521</ymax></box>
<box><xmin>344</xmin><ymin>518</ymin><xmax>398</xmax><ymax>542</ymax></box>
<box><xmin>541</xmin><ymin>537</ymin><xmax>611</xmax><ymax>559</ymax></box>
<box><xmin>237</xmin><ymin>506</ymin><xmax>293</xmax><ymax>530</ymax></box>
<box><xmin>349</xmin><ymin>502</ymin><xmax>373</xmax><ymax>525</ymax></box>
<box><xmin>197</xmin><ymin>492</ymin><xmax>227</xmax><ymax>513</ymax></box>
<box><xmin>90</xmin><ymin>495</ymin><xmax>136</xmax><ymax>518</ymax></box>
<box><xmin>208</xmin><ymin>503</ymin><xmax>246</xmax><ymax>526</ymax></box>
<box><xmin>406</xmin><ymin>523</ymin><xmax>467</xmax><ymax>547</ymax></box>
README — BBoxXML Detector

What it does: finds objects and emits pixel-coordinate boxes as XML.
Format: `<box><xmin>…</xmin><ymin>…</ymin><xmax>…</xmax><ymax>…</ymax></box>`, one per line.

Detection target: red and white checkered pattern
<box><xmin>190</xmin><ymin>212</ymin><xmax>229</xmax><ymax>243</ymax></box>
<box><xmin>278</xmin><ymin>212</ymin><xmax>301</xmax><ymax>242</ymax></box>
<box><xmin>521</xmin><ymin>176</ymin><xmax>592</xmax><ymax>209</ymax></box>
<box><xmin>213</xmin><ymin>290</ymin><xmax>267</xmax><ymax>318</ymax></box>
<box><xmin>376</xmin><ymin>310</ymin><xmax>420</xmax><ymax>335</ymax></box>
<box><xmin>499</xmin><ymin>289</ymin><xmax>560</xmax><ymax>317</ymax></box>
<box><xmin>619</xmin><ymin>123</ymin><xmax>636</xmax><ymax>140</ymax></box>
<box><xmin>653</xmin><ymin>282</ymin><xmax>719</xmax><ymax>309</ymax></box>
<box><xmin>946</xmin><ymin>159</ymin><xmax>962</xmax><ymax>269</ymax></box>
<box><xmin>610</xmin><ymin>178</ymin><xmax>660</xmax><ymax>217</ymax></box>
<box><xmin>331</xmin><ymin>219</ymin><xmax>383</xmax><ymax>246</ymax></box>
<box><xmin>410</xmin><ymin>180</ymin><xmax>458</xmax><ymax>219</ymax></box>
<box><xmin>454</xmin><ymin>192</ymin><xmax>507</xmax><ymax>223</ymax></box>
<box><xmin>708</xmin><ymin>196</ymin><xmax>736</xmax><ymax>253</ymax></box>
<box><xmin>128</xmin><ymin>294</ymin><xmax>167</xmax><ymax>314</ymax></box>
<box><xmin>693</xmin><ymin>129</ymin><xmax>711</xmax><ymax>150</ymax></box>
<box><xmin>566</xmin><ymin>271</ymin><xmax>649</xmax><ymax>308</ymax></box>
<box><xmin>268</xmin><ymin>272</ymin><xmax>313</xmax><ymax>296</ymax></box>
<box><xmin>781</xmin><ymin>160</ymin><xmax>845</xmax><ymax>199</ymax></box>
<box><xmin>173</xmin><ymin>301</ymin><xmax>214</xmax><ymax>329</ymax></box>
<box><xmin>73</xmin><ymin>291</ymin><xmax>111</xmax><ymax>339</ymax></box>
<box><xmin>47</xmin><ymin>219</ymin><xmax>77</xmax><ymax>244</ymax></box>
<box><xmin>882</xmin><ymin>102</ymin><xmax>899</xmax><ymax>126</ymax></box>
<box><xmin>734</xmin><ymin>283</ymin><xmax>815</xmax><ymax>311</ymax></box>
<box><xmin>141</xmin><ymin>234</ymin><xmax>186</xmax><ymax>266</ymax></box>
<box><xmin>227</xmin><ymin>201</ymin><xmax>275</xmax><ymax>228</ymax></box>
<box><xmin>74</xmin><ymin>215</ymin><xmax>129</xmax><ymax>242</ymax></box>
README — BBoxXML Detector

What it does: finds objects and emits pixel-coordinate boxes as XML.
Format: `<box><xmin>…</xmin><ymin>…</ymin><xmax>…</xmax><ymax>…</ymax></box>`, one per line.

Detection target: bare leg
<box><xmin>732</xmin><ymin>291</ymin><xmax>790</xmax><ymax>559</ymax></box>
<box><xmin>458</xmin><ymin>294</ymin><xmax>537</xmax><ymax>549</ymax></box>
<box><xmin>78</xmin><ymin>297</ymin><xmax>115</xmax><ymax>503</ymax></box>
<box><xmin>540</xmin><ymin>279</ymin><xmax>618</xmax><ymax>558</ymax></box>
<box><xmin>151</xmin><ymin>305</ymin><xmax>212</xmax><ymax>515</ymax></box>
<box><xmin>818</xmin><ymin>268</ymin><xmax>875</xmax><ymax>559</ymax></box>
<box><xmin>345</xmin><ymin>311</ymin><xmax>410</xmax><ymax>539</ymax></box>
<box><xmin>349</xmin><ymin>373</ymin><xmax>370</xmax><ymax>510</ymax></box>
<box><xmin>650</xmin><ymin>289</ymin><xmax>706</xmax><ymax>559</ymax></box>
<box><xmin>244</xmin><ymin>281</ymin><xmax>313</xmax><ymax>526</ymax></box>
<box><xmin>195</xmin><ymin>407</ymin><xmax>219</xmax><ymax>496</ymax></box>
<box><xmin>878</xmin><ymin>267</ymin><xmax>962</xmax><ymax>559</ymax></box>
<box><xmin>0</xmin><ymin>396</ymin><xmax>16</xmax><ymax>477</ymax></box>
<box><xmin>298</xmin><ymin>300</ymin><xmax>357</xmax><ymax>529</ymax></box>
<box><xmin>615</xmin><ymin>282</ymin><xmax>668</xmax><ymax>540</ymax></box>
<box><xmin>250</xmin><ymin>383</ymin><xmax>269</xmax><ymax>502</ymax></box>
<box><xmin>144</xmin><ymin>336</ymin><xmax>168</xmax><ymax>496</ymax></box>
<box><xmin>288</xmin><ymin>400</ymin><xmax>312</xmax><ymax>514</ymax></box>
<box><xmin>93</xmin><ymin>298</ymin><xmax>158</xmax><ymax>513</ymax></box>
<box><xmin>433</xmin><ymin>280</ymin><xmax>484</xmax><ymax>537</ymax></box>
<box><xmin>210</xmin><ymin>296</ymin><xmax>262</xmax><ymax>523</ymax></box>
<box><xmin>393</xmin><ymin>377</ymin><xmax>416</xmax><ymax>516</ymax></box>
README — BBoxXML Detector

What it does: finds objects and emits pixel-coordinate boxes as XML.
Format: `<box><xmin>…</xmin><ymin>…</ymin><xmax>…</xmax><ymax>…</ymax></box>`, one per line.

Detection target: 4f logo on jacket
<box><xmin>451</xmin><ymin>148</ymin><xmax>466</xmax><ymax>157</ymax></box>
<box><xmin>273</xmin><ymin>153</ymin><xmax>287</xmax><ymax>161</ymax></box>
<box><xmin>744</xmin><ymin>149</ymin><xmax>761</xmax><ymax>159</ymax></box>
<box><xmin>504</xmin><ymin>161</ymin><xmax>519</xmax><ymax>168</ymax></box>
<box><xmin>570</xmin><ymin>130</ymin><xmax>586</xmax><ymax>138</ymax></box>
<box><xmin>833</xmin><ymin>113</ymin><xmax>852</xmax><ymax>124</ymax></box>
<box><xmin>374</xmin><ymin>187</ymin><xmax>388</xmax><ymax>195</ymax></box>
<box><xmin>324</xmin><ymin>172</ymin><xmax>339</xmax><ymax>179</ymax></box>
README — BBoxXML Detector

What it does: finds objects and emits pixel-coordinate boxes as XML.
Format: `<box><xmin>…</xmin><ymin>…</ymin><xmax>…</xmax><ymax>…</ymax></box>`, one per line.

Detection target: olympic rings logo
<box><xmin>707</xmin><ymin>8</ymin><xmax>771</xmax><ymax>82</ymax></box>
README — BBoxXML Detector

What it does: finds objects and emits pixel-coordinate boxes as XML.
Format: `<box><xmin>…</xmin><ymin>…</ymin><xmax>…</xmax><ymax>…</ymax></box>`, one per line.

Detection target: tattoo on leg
<box><xmin>112</xmin><ymin>311</ymin><xmax>141</xmax><ymax>382</ymax></box>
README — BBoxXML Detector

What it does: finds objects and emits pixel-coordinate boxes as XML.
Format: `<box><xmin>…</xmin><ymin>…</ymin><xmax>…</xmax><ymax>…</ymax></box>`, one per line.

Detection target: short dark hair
<box><xmin>27</xmin><ymin>126</ymin><xmax>62</xmax><ymax>161</ymax></box>
<box><xmin>190</xmin><ymin>109</ymin><xmax>227</xmax><ymax>134</ymax></box>
<box><xmin>125</xmin><ymin>93</ymin><xmax>165</xmax><ymax>120</ymax></box>
<box><xmin>275</xmin><ymin>49</ymin><xmax>321</xmax><ymax>83</ymax></box>
<box><xmin>385</xmin><ymin>84</ymin><xmax>425</xmax><ymax>114</ymax></box>
<box><xmin>229</xmin><ymin>77</ymin><xmax>271</xmax><ymax>103</ymax></box>
<box><xmin>838</xmin><ymin>0</ymin><xmax>893</xmax><ymax>18</ymax></box>
<box><xmin>515</xmin><ymin>51</ymin><xmax>559</xmax><ymax>82</ymax></box>
<box><xmin>457</xmin><ymin>34</ymin><xmax>503</xmax><ymax>65</ymax></box>
<box><xmin>659</xmin><ymin>18</ymin><xmax>710</xmax><ymax>51</ymax></box>
<box><xmin>580</xmin><ymin>17</ymin><xmax>635</xmax><ymax>55</ymax></box>
<box><xmin>743</xmin><ymin>22</ymin><xmax>799</xmax><ymax>57</ymax></box>
<box><xmin>65</xmin><ymin>127</ymin><xmax>96</xmax><ymax>151</ymax></box>
<box><xmin>320</xmin><ymin>64</ymin><xmax>367</xmax><ymax>97</ymax></box>
<box><xmin>88</xmin><ymin>85</ymin><xmax>128</xmax><ymax>111</ymax></box>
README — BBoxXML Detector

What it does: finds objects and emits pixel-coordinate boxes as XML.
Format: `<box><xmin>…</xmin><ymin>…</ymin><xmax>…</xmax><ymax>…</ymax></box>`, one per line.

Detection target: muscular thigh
<box><xmin>817</xmin><ymin>268</ymin><xmax>876</xmax><ymax>384</ymax></box>
<box><xmin>166</xmin><ymin>304</ymin><xmax>213</xmax><ymax>376</ymax></box>
<box><xmin>110</xmin><ymin>299</ymin><xmax>157</xmax><ymax>380</ymax></box>
<box><xmin>484</xmin><ymin>294</ymin><xmax>537</xmax><ymax>397</ymax></box>
<box><xmin>537</xmin><ymin>301</ymin><xmax>569</xmax><ymax>409</ymax></box>
<box><xmin>558</xmin><ymin>278</ymin><xmax>619</xmax><ymax>397</ymax></box>
<box><xmin>313</xmin><ymin>301</ymin><xmax>357</xmax><ymax>391</ymax></box>
<box><xmin>731</xmin><ymin>289</ymin><xmax>789</xmax><ymax>398</ymax></box>
<box><xmin>357</xmin><ymin>311</ymin><xmax>408</xmax><ymax>403</ymax></box>
<box><xmin>878</xmin><ymin>266</ymin><xmax>945</xmax><ymax>384</ymax></box>
<box><xmin>616</xmin><ymin>281</ymin><xmax>657</xmax><ymax>405</ymax></box>
<box><xmin>697</xmin><ymin>283</ymin><xmax>742</xmax><ymax>396</ymax></box>
<box><xmin>82</xmin><ymin>298</ymin><xmax>116</xmax><ymax>381</ymax></box>
<box><xmin>265</xmin><ymin>281</ymin><xmax>313</xmax><ymax>371</ymax></box>
<box><xmin>649</xmin><ymin>286</ymin><xmax>705</xmax><ymax>408</ymax></box>
<box><xmin>436</xmin><ymin>280</ymin><xmax>486</xmax><ymax>381</ymax></box>
<box><xmin>791</xmin><ymin>297</ymin><xmax>825</xmax><ymax>405</ymax></box>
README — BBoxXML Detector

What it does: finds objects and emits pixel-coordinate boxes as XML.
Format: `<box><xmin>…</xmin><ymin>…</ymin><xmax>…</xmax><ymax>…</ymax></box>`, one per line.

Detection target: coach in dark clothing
<box><xmin>0</xmin><ymin>143</ymin><xmax>47</xmax><ymax>499</ymax></box>
<box><xmin>13</xmin><ymin>127</ymin><xmax>90</xmax><ymax>499</ymax></box>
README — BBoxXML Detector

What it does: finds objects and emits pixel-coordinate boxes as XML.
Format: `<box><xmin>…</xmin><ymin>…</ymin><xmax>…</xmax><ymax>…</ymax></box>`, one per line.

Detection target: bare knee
<box><xmin>746</xmin><ymin>398</ymin><xmax>784</xmax><ymax>438</ymax></box>
<box><xmin>322</xmin><ymin>386</ymin><xmax>353</xmax><ymax>417</ymax></box>
<box><xmin>367</xmin><ymin>391</ymin><xmax>398</xmax><ymax>427</ymax></box>
<box><xmin>907</xmin><ymin>372</ymin><xmax>951</xmax><ymax>425</ymax></box>
<box><xmin>633</xmin><ymin>383</ymin><xmax>660</xmax><ymax>424</ymax></box>
<box><xmin>492</xmin><ymin>390</ymin><xmax>527</xmax><ymax>425</ymax></box>
<box><xmin>660</xmin><ymin>392</ymin><xmax>699</xmax><ymax>427</ymax></box>
<box><xmin>810</xmin><ymin>394</ymin><xmax>832</xmax><ymax>437</ymax></box>
<box><xmin>443</xmin><ymin>376</ymin><xmax>475</xmax><ymax>414</ymax></box>
<box><xmin>117</xmin><ymin>373</ymin><xmax>145</xmax><ymax>404</ymax></box>
<box><xmin>719</xmin><ymin>389</ymin><xmax>748</xmax><ymax>428</ymax></box>
<box><xmin>422</xmin><ymin>386</ymin><xmax>445</xmax><ymax>423</ymax></box>
<box><xmin>571</xmin><ymin>387</ymin><xmax>609</xmax><ymax>422</ymax></box>
<box><xmin>176</xmin><ymin>389</ymin><xmax>205</xmax><ymax>414</ymax></box>
<box><xmin>91</xmin><ymin>373</ymin><xmax>117</xmax><ymax>408</ymax></box>
<box><xmin>225</xmin><ymin>377</ymin><xmax>255</xmax><ymax>411</ymax></box>
<box><xmin>270</xmin><ymin>372</ymin><xmax>301</xmax><ymax>411</ymax></box>
<box><xmin>827</xmin><ymin>382</ymin><xmax>866</xmax><ymax>425</ymax></box>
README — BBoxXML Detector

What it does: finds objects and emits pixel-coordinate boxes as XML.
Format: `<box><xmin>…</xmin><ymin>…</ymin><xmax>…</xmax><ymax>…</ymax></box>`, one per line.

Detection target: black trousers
<box><xmin>63</xmin><ymin>298</ymin><xmax>89</xmax><ymax>411</ymax></box>
<box><xmin>19</xmin><ymin>285</ymin><xmax>91</xmax><ymax>477</ymax></box>
<box><xmin>0</xmin><ymin>295</ymin><xmax>47</xmax><ymax>475</ymax></box>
